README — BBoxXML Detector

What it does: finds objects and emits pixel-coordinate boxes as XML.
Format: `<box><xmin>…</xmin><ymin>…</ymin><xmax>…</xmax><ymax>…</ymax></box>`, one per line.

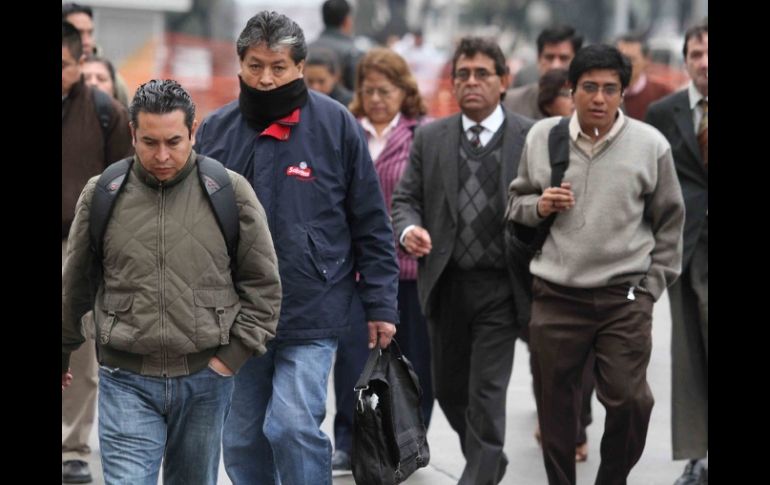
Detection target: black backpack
<box><xmin>89</xmin><ymin>154</ymin><xmax>239</xmax><ymax>275</ymax></box>
<box><xmin>505</xmin><ymin>116</ymin><xmax>571</xmax><ymax>329</ymax></box>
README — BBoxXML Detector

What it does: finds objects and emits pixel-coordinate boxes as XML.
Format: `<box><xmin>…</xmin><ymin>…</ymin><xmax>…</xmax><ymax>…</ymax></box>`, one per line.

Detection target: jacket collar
<box><xmin>132</xmin><ymin>150</ymin><xmax>198</xmax><ymax>189</ymax></box>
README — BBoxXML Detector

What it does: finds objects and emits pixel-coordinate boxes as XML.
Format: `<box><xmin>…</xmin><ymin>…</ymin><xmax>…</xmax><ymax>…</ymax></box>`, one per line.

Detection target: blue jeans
<box><xmin>223</xmin><ymin>338</ymin><xmax>338</xmax><ymax>485</ymax></box>
<box><xmin>97</xmin><ymin>365</ymin><xmax>234</xmax><ymax>485</ymax></box>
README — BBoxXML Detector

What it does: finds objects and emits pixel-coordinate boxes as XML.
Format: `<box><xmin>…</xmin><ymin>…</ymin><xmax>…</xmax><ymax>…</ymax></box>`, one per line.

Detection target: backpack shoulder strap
<box><xmin>90</xmin><ymin>157</ymin><xmax>133</xmax><ymax>260</ymax></box>
<box><xmin>91</xmin><ymin>87</ymin><xmax>115</xmax><ymax>163</ymax></box>
<box><xmin>196</xmin><ymin>155</ymin><xmax>239</xmax><ymax>272</ymax></box>
<box><xmin>529</xmin><ymin>117</ymin><xmax>572</xmax><ymax>249</ymax></box>
<box><xmin>548</xmin><ymin>116</ymin><xmax>571</xmax><ymax>186</ymax></box>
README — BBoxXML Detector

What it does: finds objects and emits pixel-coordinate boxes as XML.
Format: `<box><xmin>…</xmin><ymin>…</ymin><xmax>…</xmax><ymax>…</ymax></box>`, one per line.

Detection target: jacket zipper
<box><xmin>158</xmin><ymin>185</ymin><xmax>168</xmax><ymax>376</ymax></box>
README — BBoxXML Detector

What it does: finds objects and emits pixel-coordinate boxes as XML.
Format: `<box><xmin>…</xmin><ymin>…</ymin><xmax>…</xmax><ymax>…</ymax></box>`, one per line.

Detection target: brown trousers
<box><xmin>62</xmin><ymin>240</ymin><xmax>98</xmax><ymax>461</ymax></box>
<box><xmin>530</xmin><ymin>277</ymin><xmax>654</xmax><ymax>485</ymax></box>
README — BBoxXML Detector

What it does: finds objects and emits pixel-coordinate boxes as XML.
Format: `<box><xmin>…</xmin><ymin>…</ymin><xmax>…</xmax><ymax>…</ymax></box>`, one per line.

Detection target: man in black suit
<box><xmin>646</xmin><ymin>19</ymin><xmax>708</xmax><ymax>485</ymax></box>
<box><xmin>392</xmin><ymin>36</ymin><xmax>533</xmax><ymax>485</ymax></box>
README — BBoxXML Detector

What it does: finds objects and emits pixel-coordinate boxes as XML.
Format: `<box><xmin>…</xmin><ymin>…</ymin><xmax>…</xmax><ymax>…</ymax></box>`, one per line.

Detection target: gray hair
<box><xmin>236</xmin><ymin>11</ymin><xmax>307</xmax><ymax>63</ymax></box>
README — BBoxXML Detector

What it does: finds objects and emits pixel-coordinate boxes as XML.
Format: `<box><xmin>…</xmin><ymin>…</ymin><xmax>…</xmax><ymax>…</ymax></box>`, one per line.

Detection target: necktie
<box><xmin>697</xmin><ymin>99</ymin><xmax>708</xmax><ymax>167</ymax></box>
<box><xmin>469</xmin><ymin>124</ymin><xmax>484</xmax><ymax>148</ymax></box>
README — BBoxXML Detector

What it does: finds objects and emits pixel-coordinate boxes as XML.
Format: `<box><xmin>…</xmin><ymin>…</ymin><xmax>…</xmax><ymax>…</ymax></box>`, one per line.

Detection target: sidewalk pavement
<box><xmin>70</xmin><ymin>291</ymin><xmax>684</xmax><ymax>484</ymax></box>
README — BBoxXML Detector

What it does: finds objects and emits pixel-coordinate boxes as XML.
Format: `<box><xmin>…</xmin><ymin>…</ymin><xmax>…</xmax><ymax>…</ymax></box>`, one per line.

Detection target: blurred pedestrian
<box><xmin>645</xmin><ymin>19</ymin><xmax>709</xmax><ymax>485</ymax></box>
<box><xmin>61</xmin><ymin>20</ymin><xmax>132</xmax><ymax>484</ymax></box>
<box><xmin>304</xmin><ymin>47</ymin><xmax>353</xmax><ymax>107</ymax></box>
<box><xmin>504</xmin><ymin>25</ymin><xmax>583</xmax><ymax>120</ymax></box>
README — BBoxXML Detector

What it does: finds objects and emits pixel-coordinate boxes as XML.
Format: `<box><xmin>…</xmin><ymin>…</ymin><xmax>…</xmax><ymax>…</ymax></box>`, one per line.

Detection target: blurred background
<box><xmin>75</xmin><ymin>0</ymin><xmax>707</xmax><ymax>119</ymax></box>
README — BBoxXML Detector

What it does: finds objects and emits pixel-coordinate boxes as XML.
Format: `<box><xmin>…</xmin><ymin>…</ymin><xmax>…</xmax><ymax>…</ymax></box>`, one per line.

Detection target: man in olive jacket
<box><xmin>61</xmin><ymin>80</ymin><xmax>282</xmax><ymax>484</ymax></box>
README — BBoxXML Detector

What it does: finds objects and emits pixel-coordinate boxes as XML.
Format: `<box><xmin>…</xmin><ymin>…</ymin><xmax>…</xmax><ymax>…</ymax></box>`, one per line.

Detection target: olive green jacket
<box><xmin>62</xmin><ymin>151</ymin><xmax>282</xmax><ymax>377</ymax></box>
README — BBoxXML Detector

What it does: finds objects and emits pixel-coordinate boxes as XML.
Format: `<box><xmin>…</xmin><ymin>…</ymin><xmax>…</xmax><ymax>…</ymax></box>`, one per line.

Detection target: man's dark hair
<box><xmin>538</xmin><ymin>68</ymin><xmax>570</xmax><ymax>115</ymax></box>
<box><xmin>683</xmin><ymin>19</ymin><xmax>708</xmax><ymax>58</ymax></box>
<box><xmin>237</xmin><ymin>11</ymin><xmax>307</xmax><ymax>63</ymax></box>
<box><xmin>62</xmin><ymin>21</ymin><xmax>83</xmax><ymax>61</ymax></box>
<box><xmin>62</xmin><ymin>2</ymin><xmax>93</xmax><ymax>19</ymax></box>
<box><xmin>306</xmin><ymin>47</ymin><xmax>340</xmax><ymax>75</ymax></box>
<box><xmin>129</xmin><ymin>79</ymin><xmax>196</xmax><ymax>136</ymax></box>
<box><xmin>537</xmin><ymin>25</ymin><xmax>583</xmax><ymax>56</ymax></box>
<box><xmin>322</xmin><ymin>0</ymin><xmax>351</xmax><ymax>28</ymax></box>
<box><xmin>616</xmin><ymin>33</ymin><xmax>650</xmax><ymax>57</ymax></box>
<box><xmin>568</xmin><ymin>44</ymin><xmax>632</xmax><ymax>91</ymax></box>
<box><xmin>451</xmin><ymin>36</ymin><xmax>509</xmax><ymax>78</ymax></box>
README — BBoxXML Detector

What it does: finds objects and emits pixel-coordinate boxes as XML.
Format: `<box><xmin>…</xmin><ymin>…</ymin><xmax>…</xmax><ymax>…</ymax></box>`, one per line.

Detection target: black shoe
<box><xmin>673</xmin><ymin>459</ymin><xmax>707</xmax><ymax>485</ymax></box>
<box><xmin>62</xmin><ymin>460</ymin><xmax>92</xmax><ymax>484</ymax></box>
<box><xmin>694</xmin><ymin>458</ymin><xmax>708</xmax><ymax>485</ymax></box>
<box><xmin>331</xmin><ymin>449</ymin><xmax>352</xmax><ymax>477</ymax></box>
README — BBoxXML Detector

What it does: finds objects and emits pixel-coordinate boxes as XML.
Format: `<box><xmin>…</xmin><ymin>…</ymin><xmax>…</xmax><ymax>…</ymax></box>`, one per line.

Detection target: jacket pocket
<box><xmin>306</xmin><ymin>228</ymin><xmax>331</xmax><ymax>282</ymax></box>
<box><xmin>98</xmin><ymin>293</ymin><xmax>134</xmax><ymax>347</ymax></box>
<box><xmin>193</xmin><ymin>288</ymin><xmax>240</xmax><ymax>350</ymax></box>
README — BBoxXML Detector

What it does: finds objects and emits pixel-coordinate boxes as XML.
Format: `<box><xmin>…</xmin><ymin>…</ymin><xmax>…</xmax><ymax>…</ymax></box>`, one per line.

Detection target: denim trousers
<box><xmin>223</xmin><ymin>338</ymin><xmax>338</xmax><ymax>485</ymax></box>
<box><xmin>98</xmin><ymin>365</ymin><xmax>234</xmax><ymax>485</ymax></box>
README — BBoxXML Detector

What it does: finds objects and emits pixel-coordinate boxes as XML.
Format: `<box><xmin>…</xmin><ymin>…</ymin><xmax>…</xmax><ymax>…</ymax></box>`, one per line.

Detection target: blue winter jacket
<box><xmin>195</xmin><ymin>90</ymin><xmax>400</xmax><ymax>339</ymax></box>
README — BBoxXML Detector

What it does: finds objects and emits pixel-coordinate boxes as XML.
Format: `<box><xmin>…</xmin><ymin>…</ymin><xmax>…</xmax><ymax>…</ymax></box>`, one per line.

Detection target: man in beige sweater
<box><xmin>507</xmin><ymin>45</ymin><xmax>684</xmax><ymax>485</ymax></box>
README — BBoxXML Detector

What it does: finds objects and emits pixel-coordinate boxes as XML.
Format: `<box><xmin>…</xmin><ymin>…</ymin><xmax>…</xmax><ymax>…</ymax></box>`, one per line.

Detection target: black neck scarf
<box><xmin>238</xmin><ymin>75</ymin><xmax>308</xmax><ymax>132</ymax></box>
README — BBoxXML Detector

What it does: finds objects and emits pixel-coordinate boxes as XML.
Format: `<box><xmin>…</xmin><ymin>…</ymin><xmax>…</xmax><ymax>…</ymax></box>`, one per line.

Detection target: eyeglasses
<box><xmin>454</xmin><ymin>68</ymin><xmax>497</xmax><ymax>82</ymax></box>
<box><xmin>361</xmin><ymin>86</ymin><xmax>398</xmax><ymax>99</ymax></box>
<box><xmin>579</xmin><ymin>82</ymin><xmax>621</xmax><ymax>97</ymax></box>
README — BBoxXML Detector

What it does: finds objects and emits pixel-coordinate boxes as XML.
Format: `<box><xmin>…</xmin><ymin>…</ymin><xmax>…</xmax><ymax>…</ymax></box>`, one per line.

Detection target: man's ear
<box><xmin>500</xmin><ymin>72</ymin><xmax>512</xmax><ymax>94</ymax></box>
<box><xmin>190</xmin><ymin>119</ymin><xmax>199</xmax><ymax>144</ymax></box>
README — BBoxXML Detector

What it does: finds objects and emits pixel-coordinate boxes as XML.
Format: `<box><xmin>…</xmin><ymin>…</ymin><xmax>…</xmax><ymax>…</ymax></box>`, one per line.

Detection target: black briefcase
<box><xmin>351</xmin><ymin>340</ymin><xmax>430</xmax><ymax>484</ymax></box>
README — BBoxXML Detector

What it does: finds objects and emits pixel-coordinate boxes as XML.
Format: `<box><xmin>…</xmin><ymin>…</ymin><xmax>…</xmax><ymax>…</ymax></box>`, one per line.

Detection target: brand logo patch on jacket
<box><xmin>286</xmin><ymin>161</ymin><xmax>315</xmax><ymax>181</ymax></box>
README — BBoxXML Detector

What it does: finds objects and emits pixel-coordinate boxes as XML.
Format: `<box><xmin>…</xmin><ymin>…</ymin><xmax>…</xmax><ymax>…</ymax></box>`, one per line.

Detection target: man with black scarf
<box><xmin>194</xmin><ymin>11</ymin><xmax>400</xmax><ymax>485</ymax></box>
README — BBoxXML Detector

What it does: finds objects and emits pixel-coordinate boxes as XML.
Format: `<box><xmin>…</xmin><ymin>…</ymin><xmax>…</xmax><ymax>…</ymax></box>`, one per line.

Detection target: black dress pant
<box><xmin>670</xmin><ymin>219</ymin><xmax>708</xmax><ymax>460</ymax></box>
<box><xmin>430</xmin><ymin>268</ymin><xmax>518</xmax><ymax>485</ymax></box>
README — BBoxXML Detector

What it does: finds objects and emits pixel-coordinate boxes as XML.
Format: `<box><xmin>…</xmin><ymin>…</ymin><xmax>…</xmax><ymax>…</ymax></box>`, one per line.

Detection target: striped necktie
<box><xmin>469</xmin><ymin>124</ymin><xmax>484</xmax><ymax>148</ymax></box>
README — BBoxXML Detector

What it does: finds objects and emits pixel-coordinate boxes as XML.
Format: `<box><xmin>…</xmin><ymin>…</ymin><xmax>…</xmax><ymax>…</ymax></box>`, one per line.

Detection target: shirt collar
<box><xmin>688</xmin><ymin>81</ymin><xmax>707</xmax><ymax>110</ymax></box>
<box><xmin>569</xmin><ymin>109</ymin><xmax>626</xmax><ymax>144</ymax></box>
<box><xmin>361</xmin><ymin>112</ymin><xmax>401</xmax><ymax>139</ymax></box>
<box><xmin>260</xmin><ymin>108</ymin><xmax>301</xmax><ymax>141</ymax></box>
<box><xmin>461</xmin><ymin>104</ymin><xmax>504</xmax><ymax>134</ymax></box>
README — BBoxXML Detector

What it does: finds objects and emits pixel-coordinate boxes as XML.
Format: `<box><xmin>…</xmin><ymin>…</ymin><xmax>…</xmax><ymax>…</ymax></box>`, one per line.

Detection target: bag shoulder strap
<box><xmin>196</xmin><ymin>154</ymin><xmax>239</xmax><ymax>273</ymax></box>
<box><xmin>355</xmin><ymin>348</ymin><xmax>383</xmax><ymax>391</ymax></box>
<box><xmin>529</xmin><ymin>116</ymin><xmax>571</xmax><ymax>250</ymax></box>
<box><xmin>90</xmin><ymin>157</ymin><xmax>133</xmax><ymax>260</ymax></box>
<box><xmin>91</xmin><ymin>87</ymin><xmax>115</xmax><ymax>164</ymax></box>
<box><xmin>548</xmin><ymin>116</ymin><xmax>571</xmax><ymax>186</ymax></box>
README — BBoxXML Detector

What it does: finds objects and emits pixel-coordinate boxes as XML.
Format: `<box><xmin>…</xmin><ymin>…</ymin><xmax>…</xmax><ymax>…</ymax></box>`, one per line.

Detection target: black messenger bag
<box><xmin>505</xmin><ymin>116</ymin><xmax>571</xmax><ymax>328</ymax></box>
<box><xmin>351</xmin><ymin>339</ymin><xmax>430</xmax><ymax>484</ymax></box>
